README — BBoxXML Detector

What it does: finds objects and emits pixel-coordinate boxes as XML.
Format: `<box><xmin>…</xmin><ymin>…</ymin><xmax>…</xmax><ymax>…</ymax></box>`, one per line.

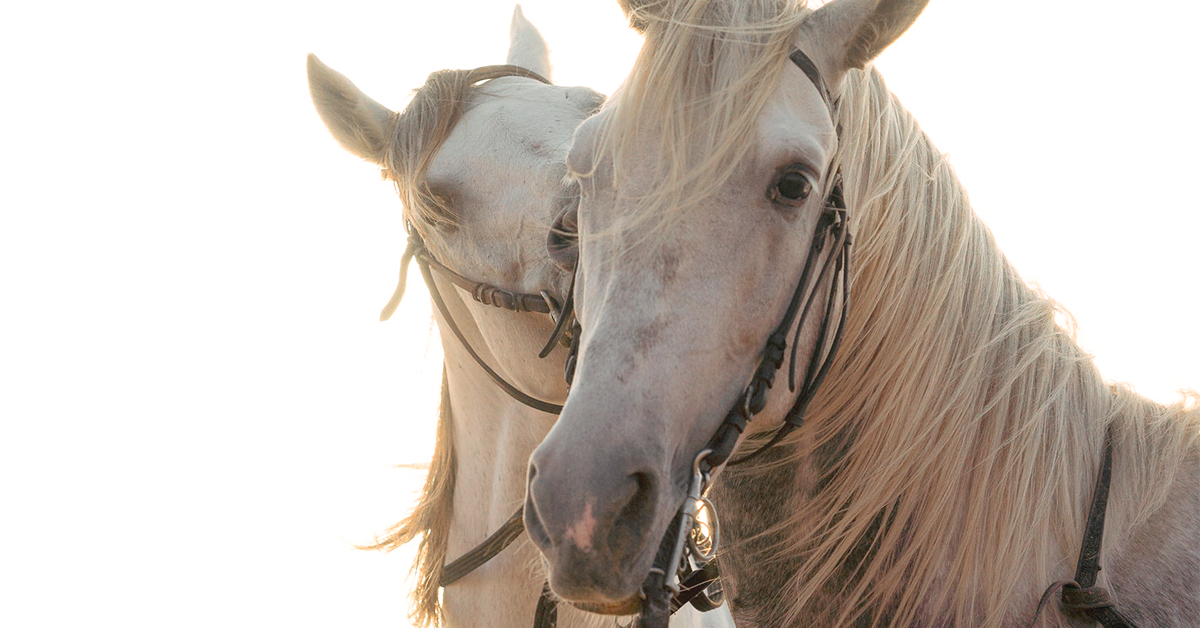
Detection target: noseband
<box><xmin>384</xmin><ymin>227</ymin><xmax>567</xmax><ymax>414</ymax></box>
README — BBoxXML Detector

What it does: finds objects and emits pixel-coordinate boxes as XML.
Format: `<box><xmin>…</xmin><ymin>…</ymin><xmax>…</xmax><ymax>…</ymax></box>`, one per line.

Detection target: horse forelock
<box><xmin>726</xmin><ymin>68</ymin><xmax>1200</xmax><ymax>628</ymax></box>
<box><xmin>589</xmin><ymin>0</ymin><xmax>811</xmax><ymax>237</ymax></box>
<box><xmin>383</xmin><ymin>68</ymin><xmax>494</xmax><ymax>232</ymax></box>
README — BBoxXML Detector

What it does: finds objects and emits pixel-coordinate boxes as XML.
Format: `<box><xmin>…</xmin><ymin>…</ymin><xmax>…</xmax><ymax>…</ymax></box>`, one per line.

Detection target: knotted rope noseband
<box><xmin>385</xmin><ymin>228</ymin><xmax>566</xmax><ymax>414</ymax></box>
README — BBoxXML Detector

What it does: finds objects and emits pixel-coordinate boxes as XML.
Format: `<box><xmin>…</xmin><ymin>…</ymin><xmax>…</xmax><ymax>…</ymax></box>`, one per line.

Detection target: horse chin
<box><xmin>543</xmin><ymin>560</ymin><xmax>648</xmax><ymax>615</ymax></box>
<box><xmin>538</xmin><ymin>544</ymin><xmax>656</xmax><ymax>615</ymax></box>
<box><xmin>570</xmin><ymin>597</ymin><xmax>642</xmax><ymax>616</ymax></box>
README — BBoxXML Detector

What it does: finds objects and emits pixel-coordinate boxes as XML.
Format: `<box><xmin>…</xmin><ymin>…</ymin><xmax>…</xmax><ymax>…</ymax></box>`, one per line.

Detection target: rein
<box><xmin>386</xmin><ymin>229</ymin><xmax>565</xmax><ymax>414</ymax></box>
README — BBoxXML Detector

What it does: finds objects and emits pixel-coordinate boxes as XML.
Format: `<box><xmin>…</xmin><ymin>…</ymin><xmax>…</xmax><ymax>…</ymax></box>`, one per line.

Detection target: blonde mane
<box><xmin>743</xmin><ymin>68</ymin><xmax>1200</xmax><ymax>627</ymax></box>
<box><xmin>360</xmin><ymin>373</ymin><xmax>455</xmax><ymax>627</ymax></box>
<box><xmin>589</xmin><ymin>0</ymin><xmax>809</xmax><ymax>234</ymax></box>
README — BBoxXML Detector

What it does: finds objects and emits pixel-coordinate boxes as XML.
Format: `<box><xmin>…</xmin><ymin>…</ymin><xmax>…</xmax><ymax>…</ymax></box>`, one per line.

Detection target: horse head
<box><xmin>526</xmin><ymin>0</ymin><xmax>928</xmax><ymax>611</ymax></box>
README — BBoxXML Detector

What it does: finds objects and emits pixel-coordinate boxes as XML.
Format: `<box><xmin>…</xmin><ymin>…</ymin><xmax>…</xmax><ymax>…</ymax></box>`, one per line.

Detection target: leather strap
<box><xmin>416</xmin><ymin>238</ymin><xmax>564</xmax><ymax>414</ymax></box>
<box><xmin>418</xmin><ymin>248</ymin><xmax>555</xmax><ymax>314</ymax></box>
<box><xmin>1027</xmin><ymin>426</ymin><xmax>1138</xmax><ymax>627</ymax></box>
<box><xmin>465</xmin><ymin>64</ymin><xmax>551</xmax><ymax>87</ymax></box>
<box><xmin>789</xmin><ymin>48</ymin><xmax>835</xmax><ymax>115</ymax></box>
<box><xmin>439</xmin><ymin>507</ymin><xmax>526</xmax><ymax>586</ymax></box>
<box><xmin>671</xmin><ymin>560</ymin><xmax>722</xmax><ymax>612</ymax></box>
<box><xmin>383</xmin><ymin>236</ymin><xmax>559</xmax><ymax>318</ymax></box>
<box><xmin>1072</xmin><ymin>426</ymin><xmax>1116</xmax><ymax>591</ymax></box>
<box><xmin>1060</xmin><ymin>426</ymin><xmax>1138</xmax><ymax>627</ymax></box>
<box><xmin>696</xmin><ymin>48</ymin><xmax>851</xmax><ymax>473</ymax></box>
<box><xmin>533</xmin><ymin>582</ymin><xmax>558</xmax><ymax>628</ymax></box>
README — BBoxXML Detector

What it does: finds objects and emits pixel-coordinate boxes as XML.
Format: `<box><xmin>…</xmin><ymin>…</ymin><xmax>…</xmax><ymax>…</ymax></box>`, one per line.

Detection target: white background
<box><xmin>1</xmin><ymin>1</ymin><xmax>1195</xmax><ymax>626</ymax></box>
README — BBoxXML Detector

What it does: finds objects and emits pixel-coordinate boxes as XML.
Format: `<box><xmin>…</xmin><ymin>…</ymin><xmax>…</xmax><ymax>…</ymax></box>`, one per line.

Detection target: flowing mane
<box><xmin>749</xmin><ymin>67</ymin><xmax>1200</xmax><ymax>627</ymax></box>
<box><xmin>360</xmin><ymin>373</ymin><xmax>456</xmax><ymax>627</ymax></box>
<box><xmin>589</xmin><ymin>0</ymin><xmax>810</xmax><ymax>232</ymax></box>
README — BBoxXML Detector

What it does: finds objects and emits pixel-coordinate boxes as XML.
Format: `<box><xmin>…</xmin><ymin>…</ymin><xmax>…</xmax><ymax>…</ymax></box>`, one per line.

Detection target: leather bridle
<box><xmin>384</xmin><ymin>228</ymin><xmax>567</xmax><ymax>414</ymax></box>
<box><xmin>623</xmin><ymin>47</ymin><xmax>853</xmax><ymax>627</ymax></box>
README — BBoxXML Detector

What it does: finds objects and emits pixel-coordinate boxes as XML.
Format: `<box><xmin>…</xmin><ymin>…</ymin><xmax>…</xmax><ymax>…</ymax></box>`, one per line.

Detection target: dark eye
<box><xmin>770</xmin><ymin>169</ymin><xmax>813</xmax><ymax>206</ymax></box>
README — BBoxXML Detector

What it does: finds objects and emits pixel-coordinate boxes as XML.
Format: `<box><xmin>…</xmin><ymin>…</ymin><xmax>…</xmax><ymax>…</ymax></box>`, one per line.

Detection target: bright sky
<box><xmin>1</xmin><ymin>1</ymin><xmax>1196</xmax><ymax>627</ymax></box>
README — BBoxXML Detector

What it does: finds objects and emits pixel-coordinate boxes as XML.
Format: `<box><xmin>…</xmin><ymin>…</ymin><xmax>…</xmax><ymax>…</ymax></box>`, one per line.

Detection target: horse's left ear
<box><xmin>507</xmin><ymin>5</ymin><xmax>552</xmax><ymax>81</ymax></box>
<box><xmin>796</xmin><ymin>0</ymin><xmax>930</xmax><ymax>91</ymax></box>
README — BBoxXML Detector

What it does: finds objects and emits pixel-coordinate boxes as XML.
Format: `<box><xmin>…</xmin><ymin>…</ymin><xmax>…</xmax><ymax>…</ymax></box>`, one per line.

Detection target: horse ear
<box><xmin>307</xmin><ymin>54</ymin><xmax>395</xmax><ymax>164</ymax></box>
<box><xmin>617</xmin><ymin>0</ymin><xmax>666</xmax><ymax>33</ymax></box>
<box><xmin>507</xmin><ymin>5</ymin><xmax>553</xmax><ymax>80</ymax></box>
<box><xmin>797</xmin><ymin>0</ymin><xmax>930</xmax><ymax>90</ymax></box>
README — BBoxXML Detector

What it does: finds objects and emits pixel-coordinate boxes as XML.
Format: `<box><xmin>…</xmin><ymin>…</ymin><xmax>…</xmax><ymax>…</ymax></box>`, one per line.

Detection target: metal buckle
<box><xmin>663</xmin><ymin>450</ymin><xmax>718</xmax><ymax>595</ymax></box>
<box><xmin>540</xmin><ymin>290</ymin><xmax>562</xmax><ymax>322</ymax></box>
<box><xmin>688</xmin><ymin>496</ymin><xmax>720</xmax><ymax>563</ymax></box>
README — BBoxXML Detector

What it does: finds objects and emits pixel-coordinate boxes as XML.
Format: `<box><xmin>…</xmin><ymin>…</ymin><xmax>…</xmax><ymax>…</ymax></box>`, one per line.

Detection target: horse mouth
<box><xmin>570</xmin><ymin>595</ymin><xmax>642</xmax><ymax>616</ymax></box>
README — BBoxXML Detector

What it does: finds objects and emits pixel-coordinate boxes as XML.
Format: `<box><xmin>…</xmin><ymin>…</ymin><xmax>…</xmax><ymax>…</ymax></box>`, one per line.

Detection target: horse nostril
<box><xmin>608</xmin><ymin>471</ymin><xmax>657</xmax><ymax>557</ymax></box>
<box><xmin>524</xmin><ymin>463</ymin><xmax>553</xmax><ymax>549</ymax></box>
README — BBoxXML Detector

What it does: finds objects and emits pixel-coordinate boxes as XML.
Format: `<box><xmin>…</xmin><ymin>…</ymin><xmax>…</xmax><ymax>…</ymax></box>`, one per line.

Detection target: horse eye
<box><xmin>771</xmin><ymin>170</ymin><xmax>813</xmax><ymax>205</ymax></box>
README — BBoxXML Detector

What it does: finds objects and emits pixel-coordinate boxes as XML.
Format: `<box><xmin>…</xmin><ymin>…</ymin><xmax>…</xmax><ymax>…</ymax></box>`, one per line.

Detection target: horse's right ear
<box><xmin>796</xmin><ymin>0</ymin><xmax>930</xmax><ymax>92</ymax></box>
<box><xmin>617</xmin><ymin>0</ymin><xmax>667</xmax><ymax>33</ymax></box>
<box><xmin>307</xmin><ymin>54</ymin><xmax>395</xmax><ymax>165</ymax></box>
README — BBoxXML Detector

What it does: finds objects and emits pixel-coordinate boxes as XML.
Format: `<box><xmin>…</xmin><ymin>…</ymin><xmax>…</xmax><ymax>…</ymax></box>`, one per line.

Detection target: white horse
<box><xmin>526</xmin><ymin>0</ymin><xmax>1199</xmax><ymax>626</ymax></box>
<box><xmin>309</xmin><ymin>7</ymin><xmax>733</xmax><ymax>628</ymax></box>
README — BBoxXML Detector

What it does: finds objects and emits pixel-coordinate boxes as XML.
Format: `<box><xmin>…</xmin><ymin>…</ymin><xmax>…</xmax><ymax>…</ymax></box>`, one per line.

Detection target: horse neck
<box><xmin>714</xmin><ymin>68</ymin><xmax>1200</xmax><ymax>627</ymax></box>
<box><xmin>428</xmin><ymin>270</ymin><xmax>555</xmax><ymax>625</ymax></box>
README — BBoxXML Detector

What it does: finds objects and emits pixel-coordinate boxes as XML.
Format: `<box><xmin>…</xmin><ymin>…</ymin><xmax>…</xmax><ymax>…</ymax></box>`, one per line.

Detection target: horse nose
<box><xmin>524</xmin><ymin>438</ymin><xmax>660</xmax><ymax>598</ymax></box>
<box><xmin>525</xmin><ymin>447</ymin><xmax>658</xmax><ymax>555</ymax></box>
